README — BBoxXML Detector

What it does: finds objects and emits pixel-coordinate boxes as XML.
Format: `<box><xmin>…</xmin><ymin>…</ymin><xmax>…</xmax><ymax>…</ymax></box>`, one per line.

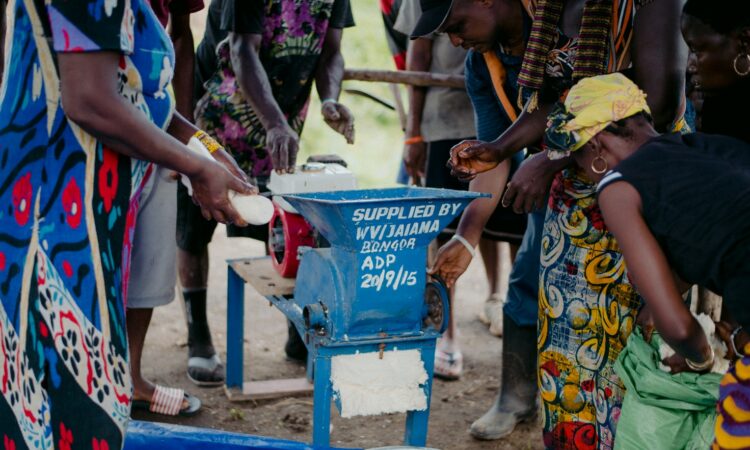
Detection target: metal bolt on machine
<box><xmin>225</xmin><ymin>185</ymin><xmax>486</xmax><ymax>448</ymax></box>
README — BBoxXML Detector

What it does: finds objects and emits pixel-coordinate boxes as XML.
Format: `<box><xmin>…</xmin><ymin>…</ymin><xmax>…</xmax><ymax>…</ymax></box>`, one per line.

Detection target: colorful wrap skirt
<box><xmin>538</xmin><ymin>168</ymin><xmax>641</xmax><ymax>450</ymax></box>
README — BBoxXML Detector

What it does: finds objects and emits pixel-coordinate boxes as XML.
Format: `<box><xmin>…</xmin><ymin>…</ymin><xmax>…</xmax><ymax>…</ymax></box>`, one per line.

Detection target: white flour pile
<box><xmin>330</xmin><ymin>349</ymin><xmax>428</xmax><ymax>418</ymax></box>
<box><xmin>658</xmin><ymin>312</ymin><xmax>729</xmax><ymax>374</ymax></box>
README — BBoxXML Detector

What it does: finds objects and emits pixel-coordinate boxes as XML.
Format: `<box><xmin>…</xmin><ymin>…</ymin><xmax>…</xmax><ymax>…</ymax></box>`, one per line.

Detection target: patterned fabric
<box><xmin>518</xmin><ymin>0</ymin><xmax>564</xmax><ymax>91</ymax></box>
<box><xmin>544</xmin><ymin>73</ymin><xmax>650</xmax><ymax>159</ymax></box>
<box><xmin>194</xmin><ymin>0</ymin><xmax>342</xmax><ymax>178</ymax></box>
<box><xmin>713</xmin><ymin>346</ymin><xmax>750</xmax><ymax>450</ymax></box>
<box><xmin>530</xmin><ymin>6</ymin><xmax>654</xmax><ymax>447</ymax></box>
<box><xmin>0</xmin><ymin>0</ymin><xmax>174</xmax><ymax>449</ymax></box>
<box><xmin>518</xmin><ymin>0</ymin><xmax>636</xmax><ymax>108</ymax></box>
<box><xmin>539</xmin><ymin>168</ymin><xmax>640</xmax><ymax>450</ymax></box>
<box><xmin>574</xmin><ymin>1</ymin><xmax>611</xmax><ymax>80</ymax></box>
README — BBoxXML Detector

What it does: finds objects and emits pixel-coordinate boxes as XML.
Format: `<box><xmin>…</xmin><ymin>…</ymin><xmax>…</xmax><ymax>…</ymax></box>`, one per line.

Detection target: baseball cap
<box><xmin>410</xmin><ymin>0</ymin><xmax>455</xmax><ymax>39</ymax></box>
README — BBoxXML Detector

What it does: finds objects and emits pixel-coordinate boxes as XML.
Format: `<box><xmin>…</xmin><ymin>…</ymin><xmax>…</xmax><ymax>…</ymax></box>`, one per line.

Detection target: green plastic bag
<box><xmin>613</xmin><ymin>328</ymin><xmax>722</xmax><ymax>450</ymax></box>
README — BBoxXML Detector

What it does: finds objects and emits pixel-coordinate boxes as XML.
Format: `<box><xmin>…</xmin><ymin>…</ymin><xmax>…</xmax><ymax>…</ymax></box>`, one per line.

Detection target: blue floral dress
<box><xmin>0</xmin><ymin>0</ymin><xmax>174</xmax><ymax>448</ymax></box>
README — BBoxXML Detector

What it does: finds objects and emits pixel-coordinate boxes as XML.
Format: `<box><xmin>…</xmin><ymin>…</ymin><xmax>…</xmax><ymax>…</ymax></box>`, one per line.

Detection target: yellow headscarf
<box><xmin>544</xmin><ymin>73</ymin><xmax>651</xmax><ymax>159</ymax></box>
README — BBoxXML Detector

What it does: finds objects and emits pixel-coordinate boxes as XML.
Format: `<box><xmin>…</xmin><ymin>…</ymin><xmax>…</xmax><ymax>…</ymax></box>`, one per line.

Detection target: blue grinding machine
<box><xmin>269</xmin><ymin>187</ymin><xmax>485</xmax><ymax>447</ymax></box>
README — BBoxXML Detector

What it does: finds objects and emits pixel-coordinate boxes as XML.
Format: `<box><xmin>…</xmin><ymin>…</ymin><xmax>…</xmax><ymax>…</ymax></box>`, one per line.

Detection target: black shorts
<box><xmin>176</xmin><ymin>177</ymin><xmax>270</xmax><ymax>254</ymax></box>
<box><xmin>425</xmin><ymin>139</ymin><xmax>527</xmax><ymax>245</ymax></box>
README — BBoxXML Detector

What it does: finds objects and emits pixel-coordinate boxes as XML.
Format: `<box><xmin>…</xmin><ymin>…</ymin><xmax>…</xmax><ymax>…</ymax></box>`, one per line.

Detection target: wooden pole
<box><xmin>344</xmin><ymin>69</ymin><xmax>465</xmax><ymax>89</ymax></box>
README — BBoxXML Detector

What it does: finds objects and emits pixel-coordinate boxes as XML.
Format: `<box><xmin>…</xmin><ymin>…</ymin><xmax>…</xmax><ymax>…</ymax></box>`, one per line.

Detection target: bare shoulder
<box><xmin>634</xmin><ymin>0</ymin><xmax>684</xmax><ymax>20</ymax></box>
<box><xmin>598</xmin><ymin>180</ymin><xmax>642</xmax><ymax>218</ymax></box>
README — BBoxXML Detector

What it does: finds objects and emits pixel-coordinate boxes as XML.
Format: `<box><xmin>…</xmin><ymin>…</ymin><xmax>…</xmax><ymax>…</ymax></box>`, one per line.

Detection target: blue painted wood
<box><xmin>226</xmin><ymin>265</ymin><xmax>245</xmax><ymax>388</ymax></box>
<box><xmin>125</xmin><ymin>420</ymin><xmax>359</xmax><ymax>450</ymax></box>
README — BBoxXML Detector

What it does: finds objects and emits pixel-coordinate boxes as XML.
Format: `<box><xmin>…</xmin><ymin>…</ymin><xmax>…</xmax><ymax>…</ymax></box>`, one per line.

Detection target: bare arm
<box><xmin>632</xmin><ymin>0</ymin><xmax>688</xmax><ymax>131</ymax></box>
<box><xmin>598</xmin><ymin>182</ymin><xmax>711</xmax><ymax>363</ymax></box>
<box><xmin>167</xmin><ymin>111</ymin><xmax>248</xmax><ymax>182</ymax></box>
<box><xmin>229</xmin><ymin>32</ymin><xmax>298</xmax><ymax>172</ymax></box>
<box><xmin>315</xmin><ymin>27</ymin><xmax>345</xmax><ymax>105</ymax></box>
<box><xmin>315</xmin><ymin>27</ymin><xmax>355</xmax><ymax>144</ymax></box>
<box><xmin>448</xmin><ymin>102</ymin><xmax>555</xmax><ymax>179</ymax></box>
<box><xmin>58</xmin><ymin>51</ymin><xmax>252</xmax><ymax>224</ymax></box>
<box><xmin>458</xmin><ymin>164</ymin><xmax>509</xmax><ymax>245</ymax></box>
<box><xmin>488</xmin><ymin>103</ymin><xmax>554</xmax><ymax>160</ymax></box>
<box><xmin>403</xmin><ymin>37</ymin><xmax>431</xmax><ymax>184</ymax></box>
<box><xmin>452</xmin><ymin>1</ymin><xmax>688</xmax><ymax>175</ymax></box>
<box><xmin>429</xmin><ymin>163</ymin><xmax>510</xmax><ymax>288</ymax></box>
<box><xmin>169</xmin><ymin>12</ymin><xmax>197</xmax><ymax>121</ymax></box>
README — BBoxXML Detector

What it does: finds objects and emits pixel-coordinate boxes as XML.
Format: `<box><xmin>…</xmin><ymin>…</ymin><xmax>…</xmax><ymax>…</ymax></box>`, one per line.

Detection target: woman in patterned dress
<box><xmin>446</xmin><ymin>0</ymin><xmax>688</xmax><ymax>448</ymax></box>
<box><xmin>0</xmin><ymin>0</ymin><xmax>253</xmax><ymax>448</ymax></box>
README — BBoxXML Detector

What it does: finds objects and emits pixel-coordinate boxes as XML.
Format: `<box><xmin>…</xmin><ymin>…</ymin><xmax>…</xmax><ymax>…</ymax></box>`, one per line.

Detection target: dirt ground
<box><xmin>133</xmin><ymin>226</ymin><xmax>544</xmax><ymax>450</ymax></box>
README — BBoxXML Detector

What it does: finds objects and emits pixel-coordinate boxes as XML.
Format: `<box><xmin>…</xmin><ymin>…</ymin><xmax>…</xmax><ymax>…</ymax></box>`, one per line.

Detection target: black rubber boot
<box><xmin>470</xmin><ymin>315</ymin><xmax>538</xmax><ymax>440</ymax></box>
<box><xmin>284</xmin><ymin>320</ymin><xmax>308</xmax><ymax>364</ymax></box>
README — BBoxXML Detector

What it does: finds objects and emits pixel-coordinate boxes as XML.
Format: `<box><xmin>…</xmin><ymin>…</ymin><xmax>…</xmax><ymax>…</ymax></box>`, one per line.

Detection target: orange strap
<box><xmin>482</xmin><ymin>52</ymin><xmax>518</xmax><ymax>122</ymax></box>
<box><xmin>521</xmin><ymin>0</ymin><xmax>536</xmax><ymax>17</ymax></box>
<box><xmin>480</xmin><ymin>0</ymin><xmax>534</xmax><ymax>123</ymax></box>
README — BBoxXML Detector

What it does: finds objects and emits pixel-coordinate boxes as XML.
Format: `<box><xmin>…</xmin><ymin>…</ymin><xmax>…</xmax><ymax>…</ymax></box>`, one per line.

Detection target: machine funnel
<box><xmin>283</xmin><ymin>187</ymin><xmax>486</xmax><ymax>253</ymax></box>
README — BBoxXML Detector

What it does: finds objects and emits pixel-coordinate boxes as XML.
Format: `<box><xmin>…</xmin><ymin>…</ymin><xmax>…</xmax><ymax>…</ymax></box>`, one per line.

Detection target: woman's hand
<box><xmin>661</xmin><ymin>353</ymin><xmax>694</xmax><ymax>374</ymax></box>
<box><xmin>637</xmin><ymin>304</ymin><xmax>656</xmax><ymax>342</ymax></box>
<box><xmin>502</xmin><ymin>152</ymin><xmax>564</xmax><ymax>214</ymax></box>
<box><xmin>662</xmin><ymin>348</ymin><xmax>717</xmax><ymax>374</ymax></box>
<box><xmin>188</xmin><ymin>159</ymin><xmax>257</xmax><ymax>226</ymax></box>
<box><xmin>212</xmin><ymin>147</ymin><xmax>249</xmax><ymax>183</ymax></box>
<box><xmin>664</xmin><ymin>321</ymin><xmax>749</xmax><ymax>374</ymax></box>
<box><xmin>716</xmin><ymin>321</ymin><xmax>749</xmax><ymax>360</ymax></box>
<box><xmin>321</xmin><ymin>101</ymin><xmax>355</xmax><ymax>144</ymax></box>
<box><xmin>447</xmin><ymin>140</ymin><xmax>505</xmax><ymax>181</ymax></box>
<box><xmin>428</xmin><ymin>239</ymin><xmax>473</xmax><ymax>289</ymax></box>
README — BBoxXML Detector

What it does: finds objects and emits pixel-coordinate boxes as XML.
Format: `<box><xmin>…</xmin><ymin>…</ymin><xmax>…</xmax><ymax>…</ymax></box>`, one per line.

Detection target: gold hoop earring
<box><xmin>591</xmin><ymin>155</ymin><xmax>608</xmax><ymax>174</ymax></box>
<box><xmin>734</xmin><ymin>53</ymin><xmax>750</xmax><ymax>77</ymax></box>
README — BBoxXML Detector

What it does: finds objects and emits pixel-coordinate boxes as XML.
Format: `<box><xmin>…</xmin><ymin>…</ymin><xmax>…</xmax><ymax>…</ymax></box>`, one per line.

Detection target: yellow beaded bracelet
<box><xmin>192</xmin><ymin>130</ymin><xmax>222</xmax><ymax>154</ymax></box>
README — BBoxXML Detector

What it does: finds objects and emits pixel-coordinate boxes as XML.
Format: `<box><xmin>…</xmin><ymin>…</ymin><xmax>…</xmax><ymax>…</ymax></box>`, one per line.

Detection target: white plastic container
<box><xmin>267</xmin><ymin>162</ymin><xmax>357</xmax><ymax>213</ymax></box>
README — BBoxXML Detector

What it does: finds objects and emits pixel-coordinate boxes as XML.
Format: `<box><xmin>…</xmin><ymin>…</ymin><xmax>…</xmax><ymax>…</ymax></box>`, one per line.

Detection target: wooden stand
<box><xmin>224</xmin><ymin>257</ymin><xmax>313</xmax><ymax>402</ymax></box>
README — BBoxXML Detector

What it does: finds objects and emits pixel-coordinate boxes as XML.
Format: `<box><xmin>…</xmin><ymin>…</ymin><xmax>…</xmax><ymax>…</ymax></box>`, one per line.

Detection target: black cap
<box><xmin>410</xmin><ymin>0</ymin><xmax>455</xmax><ymax>39</ymax></box>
